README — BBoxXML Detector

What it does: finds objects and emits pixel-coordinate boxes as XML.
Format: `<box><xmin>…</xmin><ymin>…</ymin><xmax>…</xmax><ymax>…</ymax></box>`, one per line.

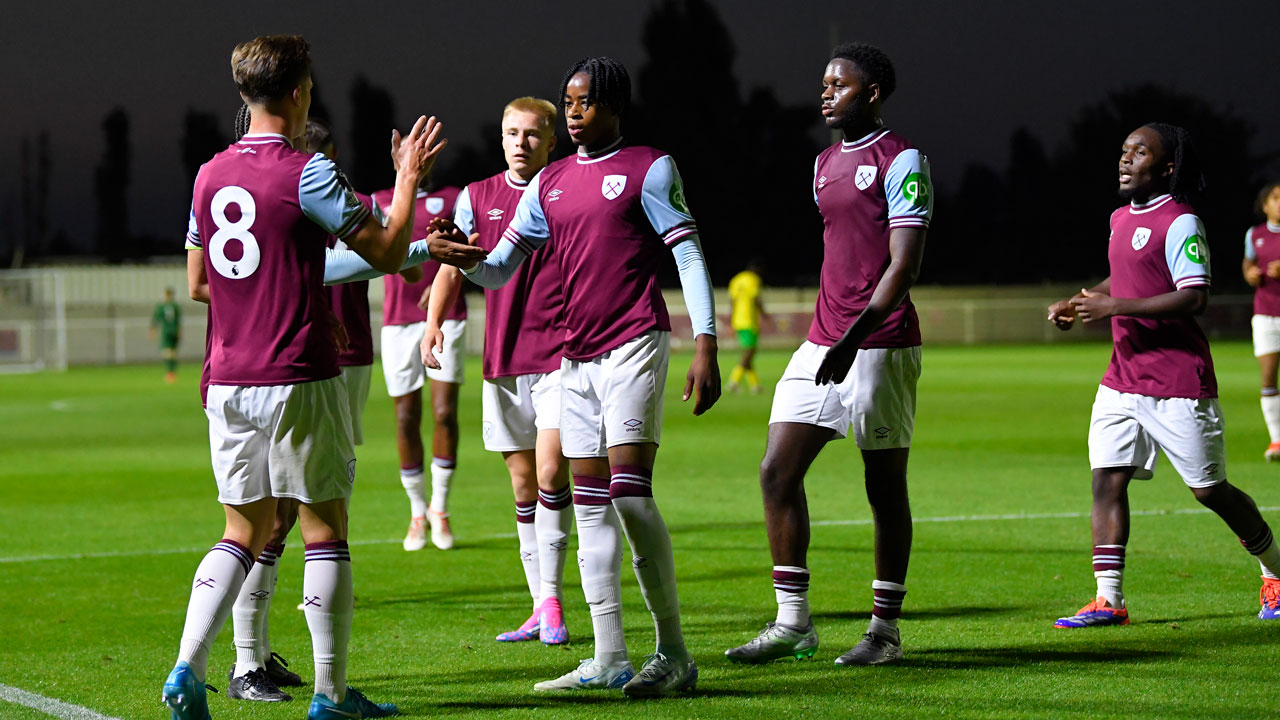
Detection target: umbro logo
<box><xmin>817</xmin><ymin>175</ymin><xmax>827</xmax><ymax>190</ymax></box>
<box><xmin>874</xmin><ymin>426</ymin><xmax>892</xmax><ymax>439</ymax></box>
<box><xmin>623</xmin><ymin>418</ymin><xmax>643</xmax><ymax>431</ymax></box>
<box><xmin>486</xmin><ymin>208</ymin><xmax>504</xmax><ymax>220</ymax></box>
<box><xmin>548</xmin><ymin>189</ymin><xmax>563</xmax><ymax>202</ymax></box>
<box><xmin>551</xmin><ymin>541</ymin><xmax>567</xmax><ymax>550</ymax></box>
<box><xmin>633</xmin><ymin>556</ymin><xmax>649</xmax><ymax>569</ymax></box>
<box><xmin>236</xmin><ymin>148</ymin><xmax>257</xmax><ymax>155</ymax></box>
<box><xmin>249</xmin><ymin>590</ymin><xmax>270</xmax><ymax>600</ymax></box>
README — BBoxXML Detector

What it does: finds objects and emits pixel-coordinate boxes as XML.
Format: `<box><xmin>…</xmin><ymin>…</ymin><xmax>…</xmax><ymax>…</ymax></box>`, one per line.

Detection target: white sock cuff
<box><xmin>872</xmin><ymin>579</ymin><xmax>907</xmax><ymax>592</ymax></box>
<box><xmin>774</xmin><ymin>565</ymin><xmax>809</xmax><ymax>575</ymax></box>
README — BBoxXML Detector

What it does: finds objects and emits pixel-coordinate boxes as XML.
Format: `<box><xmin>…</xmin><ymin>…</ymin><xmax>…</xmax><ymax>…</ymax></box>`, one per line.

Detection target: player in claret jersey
<box><xmin>433</xmin><ymin>57</ymin><xmax>720</xmax><ymax>697</ymax></box>
<box><xmin>421</xmin><ymin>97</ymin><xmax>572</xmax><ymax>646</ymax></box>
<box><xmin>1243</xmin><ymin>181</ymin><xmax>1280</xmax><ymax>461</ymax></box>
<box><xmin>373</xmin><ymin>180</ymin><xmax>466</xmax><ymax>552</ymax></box>
<box><xmin>725</xmin><ymin>43</ymin><xmax>931</xmax><ymax>668</ymax></box>
<box><xmin>1048</xmin><ymin>124</ymin><xmax>1280</xmax><ymax>627</ymax></box>
<box><xmin>164</xmin><ymin>34</ymin><xmax>448</xmax><ymax>720</ymax></box>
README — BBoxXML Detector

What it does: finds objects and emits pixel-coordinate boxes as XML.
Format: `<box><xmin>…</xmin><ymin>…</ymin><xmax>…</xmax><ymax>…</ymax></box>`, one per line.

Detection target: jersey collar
<box><xmin>504</xmin><ymin>170</ymin><xmax>530</xmax><ymax>189</ymax></box>
<box><xmin>1128</xmin><ymin>194</ymin><xmax>1173</xmax><ymax>214</ymax></box>
<box><xmin>577</xmin><ymin>137</ymin><xmax>625</xmax><ymax>164</ymax></box>
<box><xmin>1268</xmin><ymin>221</ymin><xmax>1280</xmax><ymax>233</ymax></box>
<box><xmin>237</xmin><ymin>133</ymin><xmax>290</xmax><ymax>146</ymax></box>
<box><xmin>840</xmin><ymin>127</ymin><xmax>890</xmax><ymax>153</ymax></box>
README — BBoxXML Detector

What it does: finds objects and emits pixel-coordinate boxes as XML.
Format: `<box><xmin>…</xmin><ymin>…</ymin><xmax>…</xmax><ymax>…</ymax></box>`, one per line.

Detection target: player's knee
<box><xmin>1191</xmin><ymin>481</ymin><xmax>1230</xmax><ymax>507</ymax></box>
<box><xmin>431</xmin><ymin>400</ymin><xmax>458</xmax><ymax>427</ymax></box>
<box><xmin>394</xmin><ymin>404</ymin><xmax>420</xmax><ymax>430</ymax></box>
<box><xmin>759</xmin><ymin>458</ymin><xmax>797</xmax><ymax>499</ymax></box>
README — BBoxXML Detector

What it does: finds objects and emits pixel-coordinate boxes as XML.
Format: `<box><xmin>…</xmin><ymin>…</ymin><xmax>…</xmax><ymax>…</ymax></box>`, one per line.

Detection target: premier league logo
<box><xmin>602</xmin><ymin>175</ymin><xmax>627</xmax><ymax>200</ymax></box>
<box><xmin>426</xmin><ymin>197</ymin><xmax>445</xmax><ymax>215</ymax></box>
<box><xmin>1131</xmin><ymin>227</ymin><xmax>1151</xmax><ymax>251</ymax></box>
<box><xmin>854</xmin><ymin>165</ymin><xmax>877</xmax><ymax>191</ymax></box>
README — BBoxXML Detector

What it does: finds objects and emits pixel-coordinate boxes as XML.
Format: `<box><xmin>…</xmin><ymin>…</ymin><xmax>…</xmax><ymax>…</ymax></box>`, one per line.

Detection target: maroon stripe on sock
<box><xmin>1092</xmin><ymin>545</ymin><xmax>1126</xmax><ymax>572</ymax></box>
<box><xmin>400</xmin><ymin>463</ymin><xmax>423</xmax><ymax>473</ymax></box>
<box><xmin>515</xmin><ymin>500</ymin><xmax>537</xmax><ymax>524</ymax></box>
<box><xmin>872</xmin><ymin>588</ymin><xmax>907</xmax><ymax>619</ymax></box>
<box><xmin>772</xmin><ymin>568</ymin><xmax>809</xmax><ymax>593</ymax></box>
<box><xmin>1242</xmin><ymin>526</ymin><xmax>1275</xmax><ymax>556</ymax></box>
<box><xmin>213</xmin><ymin>538</ymin><xmax>254</xmax><ymax>575</ymax></box>
<box><xmin>432</xmin><ymin>456</ymin><xmax>457</xmax><ymax>469</ymax></box>
<box><xmin>572</xmin><ymin>475</ymin><xmax>612</xmax><ymax>506</ymax></box>
<box><xmin>538</xmin><ymin>486</ymin><xmax>572</xmax><ymax>510</ymax></box>
<box><xmin>609</xmin><ymin>465</ymin><xmax>653</xmax><ymax>499</ymax></box>
<box><xmin>304</xmin><ymin>540</ymin><xmax>350</xmax><ymax>563</ymax></box>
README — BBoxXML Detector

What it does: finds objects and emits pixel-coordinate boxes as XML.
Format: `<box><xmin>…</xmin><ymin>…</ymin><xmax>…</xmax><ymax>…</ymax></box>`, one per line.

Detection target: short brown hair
<box><xmin>231</xmin><ymin>35</ymin><xmax>311</xmax><ymax>104</ymax></box>
<box><xmin>303</xmin><ymin>118</ymin><xmax>335</xmax><ymax>154</ymax></box>
<box><xmin>502</xmin><ymin>97</ymin><xmax>557</xmax><ymax>134</ymax></box>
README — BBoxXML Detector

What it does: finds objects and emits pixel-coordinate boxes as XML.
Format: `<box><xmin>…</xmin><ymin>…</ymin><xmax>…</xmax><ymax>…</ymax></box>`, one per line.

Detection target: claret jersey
<box><xmin>1101</xmin><ymin>194</ymin><xmax>1216</xmax><ymax>399</ymax></box>
<box><xmin>185</xmin><ymin>133</ymin><xmax>370</xmax><ymax>386</ymax></box>
<box><xmin>1245</xmin><ymin>221</ymin><xmax>1280</xmax><ymax>317</ymax></box>
<box><xmin>810</xmin><ymin>127</ymin><xmax>933</xmax><ymax>348</ymax></box>
<box><xmin>501</xmin><ymin>139</ymin><xmax>698</xmax><ymax>360</ymax></box>
<box><xmin>327</xmin><ymin>191</ymin><xmax>383</xmax><ymax>367</ymax></box>
<box><xmin>372</xmin><ymin>187</ymin><xmax>465</xmax><ymax>327</ymax></box>
<box><xmin>455</xmin><ymin>171</ymin><xmax>564</xmax><ymax>379</ymax></box>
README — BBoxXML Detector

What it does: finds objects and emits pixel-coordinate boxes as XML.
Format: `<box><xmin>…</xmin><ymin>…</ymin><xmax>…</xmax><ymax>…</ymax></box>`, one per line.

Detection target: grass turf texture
<box><xmin>1</xmin><ymin>342</ymin><xmax>1278</xmax><ymax>719</ymax></box>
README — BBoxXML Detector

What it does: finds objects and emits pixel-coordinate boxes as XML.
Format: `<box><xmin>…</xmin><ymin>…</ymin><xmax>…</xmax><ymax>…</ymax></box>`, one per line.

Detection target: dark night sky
<box><xmin>4</xmin><ymin>0</ymin><xmax>1279</xmax><ymax>253</ymax></box>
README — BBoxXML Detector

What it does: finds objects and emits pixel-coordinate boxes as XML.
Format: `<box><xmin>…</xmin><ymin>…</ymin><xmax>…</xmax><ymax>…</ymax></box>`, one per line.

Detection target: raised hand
<box><xmin>391</xmin><ymin>115</ymin><xmax>447</xmax><ymax>182</ymax></box>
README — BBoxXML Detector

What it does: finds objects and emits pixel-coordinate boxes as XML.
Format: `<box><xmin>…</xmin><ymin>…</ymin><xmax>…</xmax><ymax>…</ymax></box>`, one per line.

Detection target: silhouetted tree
<box><xmin>95</xmin><ymin>108</ymin><xmax>133</xmax><ymax>262</ymax></box>
<box><xmin>180</xmin><ymin>109</ymin><xmax>229</xmax><ymax>188</ymax></box>
<box><xmin>347</xmin><ymin>75</ymin><xmax>397</xmax><ymax>192</ymax></box>
<box><xmin>309</xmin><ymin>73</ymin><xmax>332</xmax><ymax>123</ymax></box>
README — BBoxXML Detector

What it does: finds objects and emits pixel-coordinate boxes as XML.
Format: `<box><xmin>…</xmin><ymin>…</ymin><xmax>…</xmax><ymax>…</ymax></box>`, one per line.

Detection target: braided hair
<box><xmin>557</xmin><ymin>57</ymin><xmax>631</xmax><ymax>116</ymax></box>
<box><xmin>1141</xmin><ymin>122</ymin><xmax>1206</xmax><ymax>202</ymax></box>
<box><xmin>234</xmin><ymin>103</ymin><xmax>251</xmax><ymax>141</ymax></box>
<box><xmin>831</xmin><ymin>42</ymin><xmax>896</xmax><ymax>103</ymax></box>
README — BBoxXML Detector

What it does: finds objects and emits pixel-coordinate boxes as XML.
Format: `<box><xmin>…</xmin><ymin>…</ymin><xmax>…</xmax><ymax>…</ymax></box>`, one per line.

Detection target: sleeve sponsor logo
<box><xmin>902</xmin><ymin>172</ymin><xmax>930</xmax><ymax>206</ymax></box>
<box><xmin>1184</xmin><ymin>234</ymin><xmax>1207</xmax><ymax>264</ymax></box>
<box><xmin>602</xmin><ymin>174</ymin><xmax>627</xmax><ymax>200</ymax></box>
<box><xmin>669</xmin><ymin>178</ymin><xmax>690</xmax><ymax>214</ymax></box>
<box><xmin>1130</xmin><ymin>227</ymin><xmax>1151</xmax><ymax>250</ymax></box>
<box><xmin>854</xmin><ymin>165</ymin><xmax>877</xmax><ymax>190</ymax></box>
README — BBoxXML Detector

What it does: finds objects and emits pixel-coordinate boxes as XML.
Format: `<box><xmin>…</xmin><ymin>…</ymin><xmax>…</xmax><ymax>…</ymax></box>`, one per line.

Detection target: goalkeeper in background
<box><xmin>151</xmin><ymin>286</ymin><xmax>182</xmax><ymax>383</ymax></box>
<box><xmin>728</xmin><ymin>260</ymin><xmax>768</xmax><ymax>393</ymax></box>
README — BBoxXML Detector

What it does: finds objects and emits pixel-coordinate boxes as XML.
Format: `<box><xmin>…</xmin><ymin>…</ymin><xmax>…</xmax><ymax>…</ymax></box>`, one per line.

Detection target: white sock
<box><xmin>515</xmin><ymin>501</ymin><xmax>540</xmax><ymax>607</ymax></box>
<box><xmin>1093</xmin><ymin>544</ymin><xmax>1126</xmax><ymax>607</ymax></box>
<box><xmin>231</xmin><ymin>544</ymin><xmax>283</xmax><ymax>677</ymax></box>
<box><xmin>429</xmin><ymin>458</ymin><xmax>455</xmax><ymax>514</ymax></box>
<box><xmin>1262</xmin><ymin>392</ymin><xmax>1280</xmax><ymax>444</ymax></box>
<box><xmin>868</xmin><ymin>615</ymin><xmax>899</xmax><ymax>639</ymax></box>
<box><xmin>610</xmin><ymin>465</ymin><xmax>687</xmax><ymax>661</ymax></box>
<box><xmin>176</xmin><ymin>540</ymin><xmax>254</xmax><ymax>682</ymax></box>
<box><xmin>537</xmin><ymin>486</ymin><xmax>573</xmax><ymax>603</ymax></box>
<box><xmin>869</xmin><ymin>580</ymin><xmax>907</xmax><ymax>635</ymax></box>
<box><xmin>1242</xmin><ymin>525</ymin><xmax>1280</xmax><ymax>580</ymax></box>
<box><xmin>303</xmin><ymin>541</ymin><xmax>353</xmax><ymax>704</ymax></box>
<box><xmin>772</xmin><ymin>565</ymin><xmax>811</xmax><ymax>627</ymax></box>
<box><xmin>573</xmin><ymin>476</ymin><xmax>628</xmax><ymax>665</ymax></box>
<box><xmin>400</xmin><ymin>466</ymin><xmax>427</xmax><ymax>518</ymax></box>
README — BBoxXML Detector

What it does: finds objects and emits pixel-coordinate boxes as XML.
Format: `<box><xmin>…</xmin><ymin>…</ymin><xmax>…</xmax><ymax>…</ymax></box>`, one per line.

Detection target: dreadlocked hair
<box><xmin>1255</xmin><ymin>180</ymin><xmax>1280</xmax><ymax>219</ymax></box>
<box><xmin>234</xmin><ymin>103</ymin><xmax>251</xmax><ymax>141</ymax></box>
<box><xmin>831</xmin><ymin>42</ymin><xmax>896</xmax><ymax>102</ymax></box>
<box><xmin>558</xmin><ymin>57</ymin><xmax>631</xmax><ymax>116</ymax></box>
<box><xmin>1142</xmin><ymin>122</ymin><xmax>1206</xmax><ymax>202</ymax></box>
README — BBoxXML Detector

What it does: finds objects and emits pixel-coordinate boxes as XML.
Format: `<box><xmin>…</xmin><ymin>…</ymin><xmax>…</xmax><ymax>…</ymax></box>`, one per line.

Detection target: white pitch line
<box><xmin>0</xmin><ymin>683</ymin><xmax>122</xmax><ymax>720</ymax></box>
<box><xmin>2</xmin><ymin>506</ymin><xmax>1277</xmax><ymax>565</ymax></box>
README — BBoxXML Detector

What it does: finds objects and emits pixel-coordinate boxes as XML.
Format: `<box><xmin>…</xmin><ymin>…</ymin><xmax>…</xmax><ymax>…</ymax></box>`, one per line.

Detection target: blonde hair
<box><xmin>502</xmin><ymin>97</ymin><xmax>557</xmax><ymax>134</ymax></box>
<box><xmin>231</xmin><ymin>35</ymin><xmax>311</xmax><ymax>104</ymax></box>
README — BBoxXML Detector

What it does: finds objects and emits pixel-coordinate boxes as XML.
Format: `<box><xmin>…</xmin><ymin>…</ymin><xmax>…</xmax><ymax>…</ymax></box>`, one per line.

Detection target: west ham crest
<box><xmin>602</xmin><ymin>175</ymin><xmax>627</xmax><ymax>200</ymax></box>
<box><xmin>426</xmin><ymin>197</ymin><xmax>445</xmax><ymax>215</ymax></box>
<box><xmin>854</xmin><ymin>165</ymin><xmax>877</xmax><ymax>191</ymax></box>
<box><xmin>1131</xmin><ymin>227</ymin><xmax>1151</xmax><ymax>251</ymax></box>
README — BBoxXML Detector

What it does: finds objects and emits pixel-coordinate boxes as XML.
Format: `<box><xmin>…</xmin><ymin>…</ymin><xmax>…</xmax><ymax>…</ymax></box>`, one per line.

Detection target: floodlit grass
<box><xmin>1</xmin><ymin>342</ymin><xmax>1277</xmax><ymax>718</ymax></box>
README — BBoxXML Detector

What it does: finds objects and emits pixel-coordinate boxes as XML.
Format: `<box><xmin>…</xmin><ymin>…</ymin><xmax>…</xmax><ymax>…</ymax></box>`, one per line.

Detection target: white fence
<box><xmin>0</xmin><ymin>265</ymin><xmax>1256</xmax><ymax>369</ymax></box>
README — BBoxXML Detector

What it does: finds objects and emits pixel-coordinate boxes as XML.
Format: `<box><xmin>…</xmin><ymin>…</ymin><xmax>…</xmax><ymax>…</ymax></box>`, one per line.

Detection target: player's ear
<box><xmin>547</xmin><ymin>133</ymin><xmax>558</xmax><ymax>154</ymax></box>
<box><xmin>867</xmin><ymin>82</ymin><xmax>882</xmax><ymax>105</ymax></box>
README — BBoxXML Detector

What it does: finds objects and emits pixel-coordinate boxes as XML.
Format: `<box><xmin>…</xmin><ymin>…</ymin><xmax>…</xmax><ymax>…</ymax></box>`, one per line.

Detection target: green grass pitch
<box><xmin>1</xmin><ymin>342</ymin><xmax>1278</xmax><ymax>719</ymax></box>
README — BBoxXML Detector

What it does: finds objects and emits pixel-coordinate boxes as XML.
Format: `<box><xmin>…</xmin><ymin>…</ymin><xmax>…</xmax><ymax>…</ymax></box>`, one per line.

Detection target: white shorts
<box><xmin>481</xmin><ymin>370</ymin><xmax>563</xmax><ymax>452</ymax></box>
<box><xmin>1088</xmin><ymin>385</ymin><xmax>1227</xmax><ymax>488</ymax></box>
<box><xmin>561</xmin><ymin>331</ymin><xmax>669</xmax><ymax>458</ymax></box>
<box><xmin>205</xmin><ymin>376</ymin><xmax>356</xmax><ymax>505</ymax></box>
<box><xmin>769</xmin><ymin>342</ymin><xmax>921</xmax><ymax>450</ymax></box>
<box><xmin>340</xmin><ymin>363</ymin><xmax>372</xmax><ymax>445</ymax></box>
<box><xmin>381</xmin><ymin>319</ymin><xmax>465</xmax><ymax>396</ymax></box>
<box><xmin>1253</xmin><ymin>315</ymin><xmax>1280</xmax><ymax>357</ymax></box>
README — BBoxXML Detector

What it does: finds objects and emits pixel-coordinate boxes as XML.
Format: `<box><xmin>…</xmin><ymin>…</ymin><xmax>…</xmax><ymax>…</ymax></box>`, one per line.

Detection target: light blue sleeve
<box><xmin>883</xmin><ymin>149</ymin><xmax>933</xmax><ymax>228</ymax></box>
<box><xmin>185</xmin><ymin>203</ymin><xmax>200</xmax><ymax>250</ymax></box>
<box><xmin>1165</xmin><ymin>213</ymin><xmax>1211</xmax><ymax>288</ymax></box>
<box><xmin>454</xmin><ymin>186</ymin><xmax>475</xmax><ymax>237</ymax></box>
<box><xmin>671</xmin><ymin>235</ymin><xmax>716</xmax><ymax>337</ymax></box>
<box><xmin>507</xmin><ymin>170</ymin><xmax>550</xmax><ymax>246</ymax></box>
<box><xmin>1246</xmin><ymin>228</ymin><xmax>1258</xmax><ymax>262</ymax></box>
<box><xmin>813</xmin><ymin>155</ymin><xmax>820</xmax><ymax>205</ymax></box>
<box><xmin>640</xmin><ymin>156</ymin><xmax>698</xmax><ymax>245</ymax></box>
<box><xmin>299</xmin><ymin>154</ymin><xmax>371</xmax><ymax>239</ymax></box>
<box><xmin>324</xmin><ymin>239</ymin><xmax>433</xmax><ymax>285</ymax></box>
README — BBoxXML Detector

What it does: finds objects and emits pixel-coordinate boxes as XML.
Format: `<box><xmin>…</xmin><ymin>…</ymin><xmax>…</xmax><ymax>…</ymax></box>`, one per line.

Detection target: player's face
<box><xmin>821</xmin><ymin>59</ymin><xmax>877</xmax><ymax>130</ymax></box>
<box><xmin>501</xmin><ymin>110</ymin><xmax>556</xmax><ymax>180</ymax></box>
<box><xmin>1117</xmin><ymin>127</ymin><xmax>1172</xmax><ymax>201</ymax></box>
<box><xmin>1263</xmin><ymin>186</ymin><xmax>1280</xmax><ymax>223</ymax></box>
<box><xmin>563</xmin><ymin>72</ymin><xmax>619</xmax><ymax>150</ymax></box>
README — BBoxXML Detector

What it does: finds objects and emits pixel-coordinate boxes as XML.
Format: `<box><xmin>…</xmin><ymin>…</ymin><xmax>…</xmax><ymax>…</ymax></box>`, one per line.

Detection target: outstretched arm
<box><xmin>323</xmin><ymin>238</ymin><xmax>436</xmax><ymax>285</ymax></box>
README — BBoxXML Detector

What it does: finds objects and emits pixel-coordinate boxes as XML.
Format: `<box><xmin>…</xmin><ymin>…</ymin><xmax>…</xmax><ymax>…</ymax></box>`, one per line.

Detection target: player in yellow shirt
<box><xmin>728</xmin><ymin>261</ymin><xmax>768</xmax><ymax>393</ymax></box>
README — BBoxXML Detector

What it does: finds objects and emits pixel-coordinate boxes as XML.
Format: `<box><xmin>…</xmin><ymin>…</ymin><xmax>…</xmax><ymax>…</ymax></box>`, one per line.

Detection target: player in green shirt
<box><xmin>151</xmin><ymin>287</ymin><xmax>181</xmax><ymax>383</ymax></box>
